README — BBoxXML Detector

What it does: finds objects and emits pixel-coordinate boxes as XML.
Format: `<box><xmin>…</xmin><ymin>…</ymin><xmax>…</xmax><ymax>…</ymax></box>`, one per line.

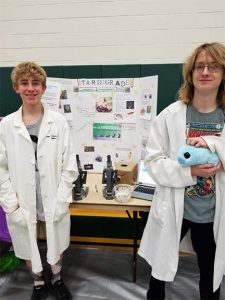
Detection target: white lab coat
<box><xmin>0</xmin><ymin>106</ymin><xmax>78</xmax><ymax>273</ymax></box>
<box><xmin>138</xmin><ymin>101</ymin><xmax>225</xmax><ymax>291</ymax></box>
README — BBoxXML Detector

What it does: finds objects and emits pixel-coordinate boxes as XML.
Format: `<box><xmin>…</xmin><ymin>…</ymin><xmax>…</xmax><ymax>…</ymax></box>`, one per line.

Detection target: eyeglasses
<box><xmin>194</xmin><ymin>63</ymin><xmax>223</xmax><ymax>74</ymax></box>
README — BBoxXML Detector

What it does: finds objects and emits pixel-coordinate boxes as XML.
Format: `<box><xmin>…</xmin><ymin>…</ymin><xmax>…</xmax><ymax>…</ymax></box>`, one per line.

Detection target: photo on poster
<box><xmin>63</xmin><ymin>104</ymin><xmax>72</xmax><ymax>113</ymax></box>
<box><xmin>84</xmin><ymin>146</ymin><xmax>95</xmax><ymax>152</ymax></box>
<box><xmin>60</xmin><ymin>90</ymin><xmax>68</xmax><ymax>100</ymax></box>
<box><xmin>140</xmin><ymin>89</ymin><xmax>152</xmax><ymax>120</ymax></box>
<box><xmin>96</xmin><ymin>96</ymin><xmax>113</xmax><ymax>113</ymax></box>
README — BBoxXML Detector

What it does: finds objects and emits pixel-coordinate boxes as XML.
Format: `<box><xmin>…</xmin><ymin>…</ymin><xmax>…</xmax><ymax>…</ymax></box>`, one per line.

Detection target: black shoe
<box><xmin>51</xmin><ymin>279</ymin><xmax>72</xmax><ymax>300</ymax></box>
<box><xmin>31</xmin><ymin>284</ymin><xmax>48</xmax><ymax>300</ymax></box>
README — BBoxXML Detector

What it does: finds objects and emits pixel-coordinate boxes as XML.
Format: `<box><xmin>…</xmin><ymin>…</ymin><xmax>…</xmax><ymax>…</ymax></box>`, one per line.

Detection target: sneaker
<box><xmin>31</xmin><ymin>284</ymin><xmax>48</xmax><ymax>300</ymax></box>
<box><xmin>51</xmin><ymin>279</ymin><xmax>72</xmax><ymax>300</ymax></box>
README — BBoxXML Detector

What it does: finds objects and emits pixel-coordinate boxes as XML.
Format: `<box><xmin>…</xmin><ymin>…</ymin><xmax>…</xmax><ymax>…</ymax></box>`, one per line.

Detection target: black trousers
<box><xmin>147</xmin><ymin>218</ymin><xmax>220</xmax><ymax>300</ymax></box>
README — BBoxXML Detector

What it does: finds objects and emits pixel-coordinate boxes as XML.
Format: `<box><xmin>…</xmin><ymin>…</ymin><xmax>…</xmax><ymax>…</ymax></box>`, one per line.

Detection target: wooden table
<box><xmin>70</xmin><ymin>173</ymin><xmax>151</xmax><ymax>282</ymax></box>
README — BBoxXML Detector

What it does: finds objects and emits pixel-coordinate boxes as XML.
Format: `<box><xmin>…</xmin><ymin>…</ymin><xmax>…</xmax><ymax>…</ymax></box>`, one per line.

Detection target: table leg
<box><xmin>133</xmin><ymin>211</ymin><xmax>138</xmax><ymax>282</ymax></box>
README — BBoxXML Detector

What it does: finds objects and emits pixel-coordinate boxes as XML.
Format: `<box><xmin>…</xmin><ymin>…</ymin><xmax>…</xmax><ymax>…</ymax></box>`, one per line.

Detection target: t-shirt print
<box><xmin>185</xmin><ymin>121</ymin><xmax>222</xmax><ymax>197</ymax></box>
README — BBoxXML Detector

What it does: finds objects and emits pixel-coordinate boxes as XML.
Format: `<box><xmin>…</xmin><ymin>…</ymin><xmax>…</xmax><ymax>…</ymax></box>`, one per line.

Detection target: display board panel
<box><xmin>44</xmin><ymin>76</ymin><xmax>158</xmax><ymax>172</ymax></box>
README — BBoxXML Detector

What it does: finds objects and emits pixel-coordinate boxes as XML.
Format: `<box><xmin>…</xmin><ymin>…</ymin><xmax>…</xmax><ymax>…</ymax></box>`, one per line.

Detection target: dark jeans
<box><xmin>147</xmin><ymin>218</ymin><xmax>220</xmax><ymax>300</ymax></box>
<box><xmin>0</xmin><ymin>240</ymin><xmax>11</xmax><ymax>257</ymax></box>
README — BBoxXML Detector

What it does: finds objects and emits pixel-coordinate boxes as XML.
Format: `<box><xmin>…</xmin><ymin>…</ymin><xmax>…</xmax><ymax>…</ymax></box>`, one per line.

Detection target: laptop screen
<box><xmin>137</xmin><ymin>160</ymin><xmax>157</xmax><ymax>187</ymax></box>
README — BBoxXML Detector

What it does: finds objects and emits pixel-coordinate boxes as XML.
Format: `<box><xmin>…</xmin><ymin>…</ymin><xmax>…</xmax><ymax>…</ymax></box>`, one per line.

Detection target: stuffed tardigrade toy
<box><xmin>177</xmin><ymin>145</ymin><xmax>220</xmax><ymax>167</ymax></box>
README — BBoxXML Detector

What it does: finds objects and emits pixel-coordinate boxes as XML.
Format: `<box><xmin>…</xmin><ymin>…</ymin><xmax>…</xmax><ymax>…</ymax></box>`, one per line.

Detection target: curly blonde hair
<box><xmin>178</xmin><ymin>42</ymin><xmax>225</xmax><ymax>108</ymax></box>
<box><xmin>11</xmin><ymin>61</ymin><xmax>47</xmax><ymax>87</ymax></box>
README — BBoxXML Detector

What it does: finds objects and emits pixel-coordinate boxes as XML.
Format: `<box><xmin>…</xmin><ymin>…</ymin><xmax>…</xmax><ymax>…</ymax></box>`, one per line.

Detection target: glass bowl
<box><xmin>114</xmin><ymin>184</ymin><xmax>134</xmax><ymax>203</ymax></box>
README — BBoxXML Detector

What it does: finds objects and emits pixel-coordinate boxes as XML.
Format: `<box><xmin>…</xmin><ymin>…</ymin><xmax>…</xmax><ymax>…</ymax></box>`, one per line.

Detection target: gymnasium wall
<box><xmin>0</xmin><ymin>0</ymin><xmax>224</xmax><ymax>67</ymax></box>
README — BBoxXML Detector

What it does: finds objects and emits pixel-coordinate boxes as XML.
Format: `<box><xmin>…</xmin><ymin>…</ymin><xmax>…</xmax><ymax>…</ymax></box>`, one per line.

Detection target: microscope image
<box><xmin>102</xmin><ymin>155</ymin><xmax>117</xmax><ymax>200</ymax></box>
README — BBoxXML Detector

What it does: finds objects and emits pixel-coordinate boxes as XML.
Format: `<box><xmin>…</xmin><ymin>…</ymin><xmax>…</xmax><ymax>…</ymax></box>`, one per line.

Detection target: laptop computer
<box><xmin>132</xmin><ymin>160</ymin><xmax>157</xmax><ymax>201</ymax></box>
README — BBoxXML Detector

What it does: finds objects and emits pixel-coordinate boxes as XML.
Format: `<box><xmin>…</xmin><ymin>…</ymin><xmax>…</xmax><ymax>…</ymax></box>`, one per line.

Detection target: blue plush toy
<box><xmin>177</xmin><ymin>145</ymin><xmax>220</xmax><ymax>167</ymax></box>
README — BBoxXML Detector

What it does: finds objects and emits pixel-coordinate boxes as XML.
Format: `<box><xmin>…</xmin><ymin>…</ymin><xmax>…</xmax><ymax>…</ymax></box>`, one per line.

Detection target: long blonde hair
<box><xmin>178</xmin><ymin>42</ymin><xmax>225</xmax><ymax>107</ymax></box>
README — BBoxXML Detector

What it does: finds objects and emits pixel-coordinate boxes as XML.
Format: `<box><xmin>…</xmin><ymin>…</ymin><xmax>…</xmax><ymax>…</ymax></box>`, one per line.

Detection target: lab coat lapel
<box><xmin>14</xmin><ymin>107</ymin><xmax>31</xmax><ymax>142</ymax></box>
<box><xmin>38</xmin><ymin>110</ymin><xmax>52</xmax><ymax>146</ymax></box>
<box><xmin>166</xmin><ymin>104</ymin><xmax>187</xmax><ymax>158</ymax></box>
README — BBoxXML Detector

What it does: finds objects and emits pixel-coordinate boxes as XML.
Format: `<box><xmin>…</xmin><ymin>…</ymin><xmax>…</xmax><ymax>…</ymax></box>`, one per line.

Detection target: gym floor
<box><xmin>0</xmin><ymin>244</ymin><xmax>225</xmax><ymax>300</ymax></box>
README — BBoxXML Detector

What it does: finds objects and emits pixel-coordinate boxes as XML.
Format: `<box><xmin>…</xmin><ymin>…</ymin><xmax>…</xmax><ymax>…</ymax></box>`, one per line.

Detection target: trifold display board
<box><xmin>43</xmin><ymin>76</ymin><xmax>158</xmax><ymax>172</ymax></box>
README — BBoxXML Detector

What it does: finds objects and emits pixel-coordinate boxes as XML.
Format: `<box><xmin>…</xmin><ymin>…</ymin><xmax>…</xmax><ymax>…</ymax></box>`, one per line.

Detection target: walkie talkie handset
<box><xmin>102</xmin><ymin>155</ymin><xmax>117</xmax><ymax>200</ymax></box>
<box><xmin>72</xmin><ymin>155</ymin><xmax>89</xmax><ymax>201</ymax></box>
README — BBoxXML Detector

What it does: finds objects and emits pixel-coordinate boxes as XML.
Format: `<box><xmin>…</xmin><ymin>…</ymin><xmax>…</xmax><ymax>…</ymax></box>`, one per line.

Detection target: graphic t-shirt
<box><xmin>184</xmin><ymin>105</ymin><xmax>224</xmax><ymax>223</ymax></box>
<box><xmin>26</xmin><ymin>117</ymin><xmax>44</xmax><ymax>221</ymax></box>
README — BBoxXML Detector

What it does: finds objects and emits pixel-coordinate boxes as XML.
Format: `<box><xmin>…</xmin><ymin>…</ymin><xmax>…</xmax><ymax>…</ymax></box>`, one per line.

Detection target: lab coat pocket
<box><xmin>6</xmin><ymin>208</ymin><xmax>30</xmax><ymax>258</ymax></box>
<box><xmin>54</xmin><ymin>201</ymin><xmax>70</xmax><ymax>222</ymax></box>
<box><xmin>150</xmin><ymin>188</ymin><xmax>167</xmax><ymax>227</ymax></box>
<box><xmin>6</xmin><ymin>207</ymin><xmax>27</xmax><ymax>228</ymax></box>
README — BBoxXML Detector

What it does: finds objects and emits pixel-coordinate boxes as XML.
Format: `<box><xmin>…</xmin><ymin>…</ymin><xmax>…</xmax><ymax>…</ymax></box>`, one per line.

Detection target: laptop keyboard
<box><xmin>134</xmin><ymin>185</ymin><xmax>155</xmax><ymax>194</ymax></box>
<box><xmin>132</xmin><ymin>185</ymin><xmax>155</xmax><ymax>201</ymax></box>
